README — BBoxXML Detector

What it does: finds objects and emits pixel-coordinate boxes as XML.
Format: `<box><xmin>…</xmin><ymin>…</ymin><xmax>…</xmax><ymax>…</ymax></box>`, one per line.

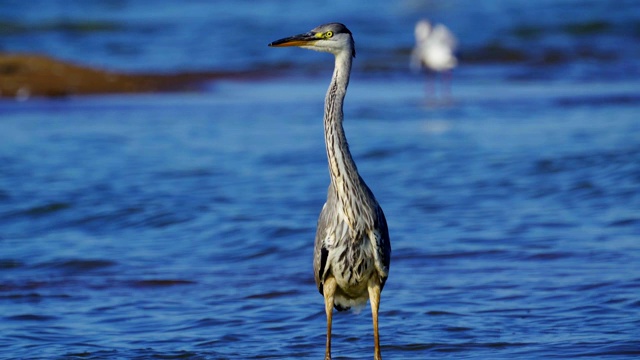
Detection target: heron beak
<box><xmin>269</xmin><ymin>32</ymin><xmax>318</xmax><ymax>47</ymax></box>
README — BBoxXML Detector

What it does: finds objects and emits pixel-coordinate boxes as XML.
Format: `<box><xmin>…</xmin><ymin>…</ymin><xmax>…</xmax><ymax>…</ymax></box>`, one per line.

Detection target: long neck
<box><xmin>324</xmin><ymin>51</ymin><xmax>375</xmax><ymax>229</ymax></box>
<box><xmin>324</xmin><ymin>51</ymin><xmax>356</xmax><ymax>188</ymax></box>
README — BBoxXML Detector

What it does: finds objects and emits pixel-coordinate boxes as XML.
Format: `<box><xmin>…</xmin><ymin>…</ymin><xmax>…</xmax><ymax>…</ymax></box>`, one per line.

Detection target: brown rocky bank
<box><xmin>0</xmin><ymin>52</ymin><xmax>263</xmax><ymax>99</ymax></box>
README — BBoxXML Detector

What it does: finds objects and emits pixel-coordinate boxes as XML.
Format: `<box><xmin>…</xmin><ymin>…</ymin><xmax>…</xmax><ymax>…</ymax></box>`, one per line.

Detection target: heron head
<box><xmin>414</xmin><ymin>20</ymin><xmax>432</xmax><ymax>42</ymax></box>
<box><xmin>269</xmin><ymin>22</ymin><xmax>356</xmax><ymax>58</ymax></box>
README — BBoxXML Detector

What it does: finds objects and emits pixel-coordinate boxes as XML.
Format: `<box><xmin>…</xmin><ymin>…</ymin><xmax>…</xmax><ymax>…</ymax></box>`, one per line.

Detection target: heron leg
<box><xmin>425</xmin><ymin>72</ymin><xmax>435</xmax><ymax>99</ymax></box>
<box><xmin>323</xmin><ymin>276</ymin><xmax>337</xmax><ymax>360</ymax></box>
<box><xmin>368</xmin><ymin>277</ymin><xmax>382</xmax><ymax>360</ymax></box>
<box><xmin>443</xmin><ymin>70</ymin><xmax>453</xmax><ymax>102</ymax></box>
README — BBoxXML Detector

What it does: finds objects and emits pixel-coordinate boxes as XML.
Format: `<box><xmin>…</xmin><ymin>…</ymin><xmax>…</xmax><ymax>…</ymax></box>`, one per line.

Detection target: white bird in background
<box><xmin>411</xmin><ymin>19</ymin><xmax>458</xmax><ymax>99</ymax></box>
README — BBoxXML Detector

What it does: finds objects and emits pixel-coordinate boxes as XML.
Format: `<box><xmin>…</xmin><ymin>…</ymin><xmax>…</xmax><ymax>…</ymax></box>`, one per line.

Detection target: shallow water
<box><xmin>2</xmin><ymin>1</ymin><xmax>640</xmax><ymax>359</ymax></box>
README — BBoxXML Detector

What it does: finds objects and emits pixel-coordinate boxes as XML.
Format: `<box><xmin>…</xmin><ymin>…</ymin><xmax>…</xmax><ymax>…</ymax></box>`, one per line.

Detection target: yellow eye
<box><xmin>324</xmin><ymin>31</ymin><xmax>333</xmax><ymax>38</ymax></box>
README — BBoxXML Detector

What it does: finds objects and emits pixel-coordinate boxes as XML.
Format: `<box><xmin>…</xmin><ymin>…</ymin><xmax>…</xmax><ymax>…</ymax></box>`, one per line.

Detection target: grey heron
<box><xmin>411</xmin><ymin>19</ymin><xmax>458</xmax><ymax>97</ymax></box>
<box><xmin>269</xmin><ymin>23</ymin><xmax>391</xmax><ymax>360</ymax></box>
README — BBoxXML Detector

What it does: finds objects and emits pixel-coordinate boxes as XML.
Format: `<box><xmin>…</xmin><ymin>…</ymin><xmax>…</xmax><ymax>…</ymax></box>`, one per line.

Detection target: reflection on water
<box><xmin>1</xmin><ymin>1</ymin><xmax>640</xmax><ymax>359</ymax></box>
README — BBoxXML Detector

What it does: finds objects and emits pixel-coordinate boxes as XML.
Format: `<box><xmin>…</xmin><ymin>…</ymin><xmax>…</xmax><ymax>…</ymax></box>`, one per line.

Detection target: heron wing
<box><xmin>313</xmin><ymin>184</ymin><xmax>338</xmax><ymax>294</ymax></box>
<box><xmin>314</xmin><ymin>184</ymin><xmax>391</xmax><ymax>293</ymax></box>
<box><xmin>432</xmin><ymin>24</ymin><xmax>457</xmax><ymax>49</ymax></box>
<box><xmin>373</xmin><ymin>204</ymin><xmax>391</xmax><ymax>290</ymax></box>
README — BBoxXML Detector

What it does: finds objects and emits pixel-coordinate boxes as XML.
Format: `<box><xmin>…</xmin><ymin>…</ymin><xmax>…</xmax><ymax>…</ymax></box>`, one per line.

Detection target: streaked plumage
<box><xmin>269</xmin><ymin>23</ymin><xmax>391</xmax><ymax>360</ymax></box>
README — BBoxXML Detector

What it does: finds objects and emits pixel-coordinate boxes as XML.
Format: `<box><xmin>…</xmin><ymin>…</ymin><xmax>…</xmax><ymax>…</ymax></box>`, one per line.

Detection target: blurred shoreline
<box><xmin>0</xmin><ymin>52</ymin><xmax>268</xmax><ymax>99</ymax></box>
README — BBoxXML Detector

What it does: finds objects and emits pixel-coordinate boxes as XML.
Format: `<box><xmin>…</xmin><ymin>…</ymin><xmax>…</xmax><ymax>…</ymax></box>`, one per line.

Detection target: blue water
<box><xmin>1</xmin><ymin>1</ymin><xmax>640</xmax><ymax>359</ymax></box>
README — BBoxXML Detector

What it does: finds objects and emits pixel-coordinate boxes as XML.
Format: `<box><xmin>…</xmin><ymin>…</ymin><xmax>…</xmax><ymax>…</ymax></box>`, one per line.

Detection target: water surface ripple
<box><xmin>1</xmin><ymin>78</ymin><xmax>639</xmax><ymax>359</ymax></box>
